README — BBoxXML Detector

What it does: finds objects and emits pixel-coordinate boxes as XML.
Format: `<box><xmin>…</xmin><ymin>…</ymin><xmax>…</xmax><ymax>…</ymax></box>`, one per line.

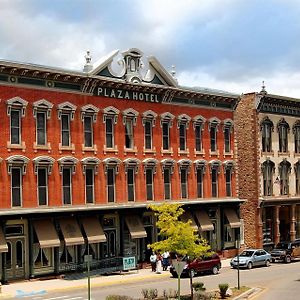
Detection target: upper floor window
<box><xmin>57</xmin><ymin>102</ymin><xmax>77</xmax><ymax>149</ymax></box>
<box><xmin>142</xmin><ymin>110</ymin><xmax>157</xmax><ymax>151</ymax></box>
<box><xmin>58</xmin><ymin>156</ymin><xmax>78</xmax><ymax>205</ymax></box>
<box><xmin>6</xmin><ymin>155</ymin><xmax>29</xmax><ymax>207</ymax></box>
<box><xmin>223</xmin><ymin>119</ymin><xmax>233</xmax><ymax>153</ymax></box>
<box><xmin>293</xmin><ymin>121</ymin><xmax>300</xmax><ymax>154</ymax></box>
<box><xmin>81</xmin><ymin>157</ymin><xmax>100</xmax><ymax>204</ymax></box>
<box><xmin>161</xmin><ymin>159</ymin><xmax>175</xmax><ymax>200</ymax></box>
<box><xmin>261</xmin><ymin>159</ymin><xmax>275</xmax><ymax>196</ymax></box>
<box><xmin>6</xmin><ymin>97</ymin><xmax>28</xmax><ymax>146</ymax></box>
<box><xmin>224</xmin><ymin>161</ymin><xmax>235</xmax><ymax>197</ymax></box>
<box><xmin>261</xmin><ymin>117</ymin><xmax>273</xmax><ymax>152</ymax></box>
<box><xmin>124</xmin><ymin>158</ymin><xmax>140</xmax><ymax>202</ymax></box>
<box><xmin>33</xmin><ymin>156</ymin><xmax>54</xmax><ymax>206</ymax></box>
<box><xmin>279</xmin><ymin>159</ymin><xmax>291</xmax><ymax>196</ymax></box>
<box><xmin>103</xmin><ymin>106</ymin><xmax>120</xmax><ymax>149</ymax></box>
<box><xmin>295</xmin><ymin>162</ymin><xmax>300</xmax><ymax>195</ymax></box>
<box><xmin>178</xmin><ymin>159</ymin><xmax>192</xmax><ymax>199</ymax></box>
<box><xmin>193</xmin><ymin>115</ymin><xmax>206</xmax><ymax>152</ymax></box>
<box><xmin>160</xmin><ymin>112</ymin><xmax>175</xmax><ymax>151</ymax></box>
<box><xmin>81</xmin><ymin>104</ymin><xmax>99</xmax><ymax>149</ymax></box>
<box><xmin>194</xmin><ymin>160</ymin><xmax>206</xmax><ymax>198</ymax></box>
<box><xmin>209</xmin><ymin>160</ymin><xmax>221</xmax><ymax>197</ymax></box>
<box><xmin>123</xmin><ymin>108</ymin><xmax>138</xmax><ymax>150</ymax></box>
<box><xmin>103</xmin><ymin>158</ymin><xmax>121</xmax><ymax>203</ymax></box>
<box><xmin>143</xmin><ymin>159</ymin><xmax>158</xmax><ymax>201</ymax></box>
<box><xmin>177</xmin><ymin>114</ymin><xmax>191</xmax><ymax>152</ymax></box>
<box><xmin>209</xmin><ymin>118</ymin><xmax>221</xmax><ymax>152</ymax></box>
<box><xmin>33</xmin><ymin>99</ymin><xmax>53</xmax><ymax>147</ymax></box>
<box><xmin>277</xmin><ymin>119</ymin><xmax>289</xmax><ymax>153</ymax></box>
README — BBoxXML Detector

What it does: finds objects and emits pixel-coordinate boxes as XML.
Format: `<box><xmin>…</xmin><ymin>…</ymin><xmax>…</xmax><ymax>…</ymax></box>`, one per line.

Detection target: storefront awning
<box><xmin>195</xmin><ymin>210</ymin><xmax>214</xmax><ymax>231</ymax></box>
<box><xmin>125</xmin><ymin>216</ymin><xmax>147</xmax><ymax>239</ymax></box>
<box><xmin>181</xmin><ymin>212</ymin><xmax>198</xmax><ymax>231</ymax></box>
<box><xmin>0</xmin><ymin>227</ymin><xmax>8</xmax><ymax>252</ymax></box>
<box><xmin>81</xmin><ymin>216</ymin><xmax>106</xmax><ymax>244</ymax></box>
<box><xmin>59</xmin><ymin>218</ymin><xmax>85</xmax><ymax>246</ymax></box>
<box><xmin>224</xmin><ymin>208</ymin><xmax>241</xmax><ymax>228</ymax></box>
<box><xmin>33</xmin><ymin>219</ymin><xmax>61</xmax><ymax>248</ymax></box>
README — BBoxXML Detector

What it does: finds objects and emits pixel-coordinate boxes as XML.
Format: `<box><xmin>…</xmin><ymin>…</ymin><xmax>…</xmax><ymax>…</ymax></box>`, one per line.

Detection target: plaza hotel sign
<box><xmin>96</xmin><ymin>87</ymin><xmax>162</xmax><ymax>103</ymax></box>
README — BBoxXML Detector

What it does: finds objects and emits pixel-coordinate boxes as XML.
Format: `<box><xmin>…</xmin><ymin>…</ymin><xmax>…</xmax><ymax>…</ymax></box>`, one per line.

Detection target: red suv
<box><xmin>170</xmin><ymin>253</ymin><xmax>221</xmax><ymax>277</ymax></box>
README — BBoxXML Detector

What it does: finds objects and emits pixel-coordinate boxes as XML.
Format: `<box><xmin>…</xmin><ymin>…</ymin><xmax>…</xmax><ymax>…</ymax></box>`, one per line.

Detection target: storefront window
<box><xmin>296</xmin><ymin>206</ymin><xmax>300</xmax><ymax>239</ymax></box>
<box><xmin>262</xmin><ymin>207</ymin><xmax>274</xmax><ymax>246</ymax></box>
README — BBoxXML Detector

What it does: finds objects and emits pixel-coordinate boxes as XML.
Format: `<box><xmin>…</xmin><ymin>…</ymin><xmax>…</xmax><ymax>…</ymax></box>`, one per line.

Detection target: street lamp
<box><xmin>236</xmin><ymin>238</ymin><xmax>240</xmax><ymax>290</ymax></box>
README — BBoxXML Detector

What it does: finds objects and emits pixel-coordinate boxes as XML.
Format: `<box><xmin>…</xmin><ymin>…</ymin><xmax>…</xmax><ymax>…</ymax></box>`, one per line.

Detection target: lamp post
<box><xmin>236</xmin><ymin>238</ymin><xmax>240</xmax><ymax>290</ymax></box>
<box><xmin>87</xmin><ymin>244</ymin><xmax>91</xmax><ymax>300</ymax></box>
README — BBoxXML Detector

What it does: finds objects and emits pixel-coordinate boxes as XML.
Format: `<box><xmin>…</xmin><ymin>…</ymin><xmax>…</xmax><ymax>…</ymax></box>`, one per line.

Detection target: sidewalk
<box><xmin>0</xmin><ymin>258</ymin><xmax>232</xmax><ymax>298</ymax></box>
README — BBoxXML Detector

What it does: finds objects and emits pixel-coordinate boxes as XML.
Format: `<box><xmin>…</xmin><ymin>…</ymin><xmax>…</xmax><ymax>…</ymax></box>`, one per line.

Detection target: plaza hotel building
<box><xmin>0</xmin><ymin>48</ymin><xmax>242</xmax><ymax>281</ymax></box>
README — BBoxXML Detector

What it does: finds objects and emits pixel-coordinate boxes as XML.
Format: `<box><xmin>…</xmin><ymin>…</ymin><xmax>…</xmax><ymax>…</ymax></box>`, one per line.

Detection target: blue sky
<box><xmin>1</xmin><ymin>0</ymin><xmax>300</xmax><ymax>97</ymax></box>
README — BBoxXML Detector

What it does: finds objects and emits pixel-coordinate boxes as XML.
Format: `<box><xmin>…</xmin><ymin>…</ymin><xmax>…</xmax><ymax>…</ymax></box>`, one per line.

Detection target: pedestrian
<box><xmin>150</xmin><ymin>252</ymin><xmax>157</xmax><ymax>272</ymax></box>
<box><xmin>156</xmin><ymin>252</ymin><xmax>162</xmax><ymax>274</ymax></box>
<box><xmin>162</xmin><ymin>251</ymin><xmax>170</xmax><ymax>271</ymax></box>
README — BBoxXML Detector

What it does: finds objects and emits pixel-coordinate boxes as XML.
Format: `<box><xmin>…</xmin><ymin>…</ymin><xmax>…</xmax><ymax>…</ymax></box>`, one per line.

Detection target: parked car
<box><xmin>170</xmin><ymin>253</ymin><xmax>221</xmax><ymax>278</ymax></box>
<box><xmin>230</xmin><ymin>249</ymin><xmax>271</xmax><ymax>269</ymax></box>
<box><xmin>271</xmin><ymin>239</ymin><xmax>300</xmax><ymax>263</ymax></box>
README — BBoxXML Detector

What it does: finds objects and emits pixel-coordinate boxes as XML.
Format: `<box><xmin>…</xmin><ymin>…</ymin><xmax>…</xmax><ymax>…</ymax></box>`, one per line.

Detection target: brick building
<box><xmin>0</xmin><ymin>48</ymin><xmax>242</xmax><ymax>281</ymax></box>
<box><xmin>236</xmin><ymin>88</ymin><xmax>300</xmax><ymax>250</ymax></box>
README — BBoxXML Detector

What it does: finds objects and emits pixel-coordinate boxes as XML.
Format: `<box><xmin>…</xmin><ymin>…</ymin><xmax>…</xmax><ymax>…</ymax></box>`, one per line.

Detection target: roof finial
<box><xmin>83</xmin><ymin>50</ymin><xmax>93</xmax><ymax>73</ymax></box>
<box><xmin>170</xmin><ymin>65</ymin><xmax>176</xmax><ymax>78</ymax></box>
<box><xmin>260</xmin><ymin>80</ymin><xmax>267</xmax><ymax>95</ymax></box>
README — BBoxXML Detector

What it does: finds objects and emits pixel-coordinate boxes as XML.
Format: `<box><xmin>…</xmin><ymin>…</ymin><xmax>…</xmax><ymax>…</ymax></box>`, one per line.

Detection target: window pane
<box><xmin>211</xmin><ymin>169</ymin><xmax>218</xmax><ymax>197</ymax></box>
<box><xmin>38</xmin><ymin>168</ymin><xmax>47</xmax><ymax>205</ymax></box>
<box><xmin>197</xmin><ymin>169</ymin><xmax>203</xmax><ymax>198</ymax></box>
<box><xmin>162</xmin><ymin>122</ymin><xmax>169</xmax><ymax>150</ymax></box>
<box><xmin>225</xmin><ymin>169</ymin><xmax>232</xmax><ymax>197</ymax></box>
<box><xmin>146</xmin><ymin>169</ymin><xmax>153</xmax><ymax>200</ymax></box>
<box><xmin>84</xmin><ymin>116</ymin><xmax>93</xmax><ymax>147</ymax></box>
<box><xmin>179</xmin><ymin>124</ymin><xmax>186</xmax><ymax>151</ymax></box>
<box><xmin>181</xmin><ymin>169</ymin><xmax>187</xmax><ymax>198</ymax></box>
<box><xmin>11</xmin><ymin>110</ymin><xmax>20</xmax><ymax>145</ymax></box>
<box><xmin>210</xmin><ymin>127</ymin><xmax>216</xmax><ymax>151</ymax></box>
<box><xmin>125</xmin><ymin>119</ymin><xmax>134</xmax><ymax>148</ymax></box>
<box><xmin>61</xmin><ymin>115</ymin><xmax>70</xmax><ymax>146</ymax></box>
<box><xmin>12</xmin><ymin>168</ymin><xmax>21</xmax><ymax>207</ymax></box>
<box><xmin>127</xmin><ymin>168</ymin><xmax>135</xmax><ymax>201</ymax></box>
<box><xmin>164</xmin><ymin>169</ymin><xmax>171</xmax><ymax>200</ymax></box>
<box><xmin>62</xmin><ymin>168</ymin><xmax>71</xmax><ymax>204</ymax></box>
<box><xmin>145</xmin><ymin>121</ymin><xmax>152</xmax><ymax>150</ymax></box>
<box><xmin>224</xmin><ymin>127</ymin><xmax>230</xmax><ymax>152</ymax></box>
<box><xmin>107</xmin><ymin>168</ymin><xmax>115</xmax><ymax>202</ymax></box>
<box><xmin>37</xmin><ymin>112</ymin><xmax>46</xmax><ymax>145</ymax></box>
<box><xmin>85</xmin><ymin>169</ymin><xmax>94</xmax><ymax>203</ymax></box>
<box><xmin>195</xmin><ymin>125</ymin><xmax>202</xmax><ymax>151</ymax></box>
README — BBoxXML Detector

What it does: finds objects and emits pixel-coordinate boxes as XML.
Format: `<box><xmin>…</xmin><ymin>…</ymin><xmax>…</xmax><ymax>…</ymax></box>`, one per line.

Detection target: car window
<box><xmin>240</xmin><ymin>250</ymin><xmax>254</xmax><ymax>257</ymax></box>
<box><xmin>275</xmin><ymin>242</ymin><xmax>289</xmax><ymax>249</ymax></box>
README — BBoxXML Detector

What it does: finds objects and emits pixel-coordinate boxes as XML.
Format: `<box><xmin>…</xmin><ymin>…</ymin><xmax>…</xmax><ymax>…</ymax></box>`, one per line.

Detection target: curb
<box><xmin>232</xmin><ymin>287</ymin><xmax>264</xmax><ymax>300</ymax></box>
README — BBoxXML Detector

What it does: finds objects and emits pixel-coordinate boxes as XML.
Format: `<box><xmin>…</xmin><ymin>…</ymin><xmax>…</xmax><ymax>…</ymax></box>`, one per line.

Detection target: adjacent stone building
<box><xmin>236</xmin><ymin>88</ymin><xmax>300</xmax><ymax>249</ymax></box>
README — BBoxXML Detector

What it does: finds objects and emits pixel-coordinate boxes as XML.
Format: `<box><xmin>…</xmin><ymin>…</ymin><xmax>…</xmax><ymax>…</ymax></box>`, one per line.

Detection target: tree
<box><xmin>148</xmin><ymin>203</ymin><xmax>211</xmax><ymax>259</ymax></box>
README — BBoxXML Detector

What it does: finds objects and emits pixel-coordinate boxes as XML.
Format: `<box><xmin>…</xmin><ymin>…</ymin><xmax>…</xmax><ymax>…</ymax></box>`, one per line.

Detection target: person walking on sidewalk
<box><xmin>156</xmin><ymin>252</ymin><xmax>163</xmax><ymax>274</ymax></box>
<box><xmin>162</xmin><ymin>251</ymin><xmax>170</xmax><ymax>271</ymax></box>
<box><xmin>150</xmin><ymin>252</ymin><xmax>157</xmax><ymax>272</ymax></box>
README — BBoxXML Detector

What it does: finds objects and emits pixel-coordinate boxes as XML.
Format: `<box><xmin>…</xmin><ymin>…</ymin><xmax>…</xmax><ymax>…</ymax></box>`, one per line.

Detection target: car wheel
<box><xmin>190</xmin><ymin>269</ymin><xmax>196</xmax><ymax>278</ymax></box>
<box><xmin>265</xmin><ymin>260</ymin><xmax>270</xmax><ymax>267</ymax></box>
<box><xmin>247</xmin><ymin>262</ymin><xmax>253</xmax><ymax>269</ymax></box>
<box><xmin>212</xmin><ymin>266</ymin><xmax>219</xmax><ymax>275</ymax></box>
<box><xmin>285</xmin><ymin>256</ymin><xmax>291</xmax><ymax>263</ymax></box>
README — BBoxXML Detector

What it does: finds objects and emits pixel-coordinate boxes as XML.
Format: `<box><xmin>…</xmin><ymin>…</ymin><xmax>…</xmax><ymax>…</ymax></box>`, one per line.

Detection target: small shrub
<box><xmin>162</xmin><ymin>288</ymin><xmax>178</xmax><ymax>299</ymax></box>
<box><xmin>192</xmin><ymin>282</ymin><xmax>206</xmax><ymax>292</ymax></box>
<box><xmin>142</xmin><ymin>288</ymin><xmax>158</xmax><ymax>299</ymax></box>
<box><xmin>194</xmin><ymin>291</ymin><xmax>214</xmax><ymax>300</ymax></box>
<box><xmin>218</xmin><ymin>283</ymin><xmax>229</xmax><ymax>299</ymax></box>
<box><xmin>105</xmin><ymin>296</ymin><xmax>133</xmax><ymax>300</ymax></box>
<box><xmin>141</xmin><ymin>289</ymin><xmax>149</xmax><ymax>299</ymax></box>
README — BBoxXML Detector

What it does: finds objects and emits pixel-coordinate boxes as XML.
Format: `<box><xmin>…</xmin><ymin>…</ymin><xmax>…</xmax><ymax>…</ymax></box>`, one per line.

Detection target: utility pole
<box><xmin>87</xmin><ymin>244</ymin><xmax>91</xmax><ymax>300</ymax></box>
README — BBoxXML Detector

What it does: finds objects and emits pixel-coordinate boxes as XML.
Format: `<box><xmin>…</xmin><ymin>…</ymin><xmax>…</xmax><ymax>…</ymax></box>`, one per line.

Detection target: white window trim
<box><xmin>35</xmin><ymin>111</ymin><xmax>47</xmax><ymax>146</ymax></box>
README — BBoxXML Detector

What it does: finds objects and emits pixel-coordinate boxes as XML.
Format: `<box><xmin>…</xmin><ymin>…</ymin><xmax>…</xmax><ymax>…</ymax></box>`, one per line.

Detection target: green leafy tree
<box><xmin>148</xmin><ymin>203</ymin><xmax>211</xmax><ymax>258</ymax></box>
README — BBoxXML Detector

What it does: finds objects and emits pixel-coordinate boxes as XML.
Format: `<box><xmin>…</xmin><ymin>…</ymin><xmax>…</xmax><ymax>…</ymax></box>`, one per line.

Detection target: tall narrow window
<box><xmin>127</xmin><ymin>168</ymin><xmax>135</xmax><ymax>201</ymax></box>
<box><xmin>293</xmin><ymin>123</ymin><xmax>300</xmax><ymax>153</ymax></box>
<box><xmin>62</xmin><ymin>168</ymin><xmax>72</xmax><ymax>205</ymax></box>
<box><xmin>279</xmin><ymin>160</ymin><xmax>291</xmax><ymax>196</ymax></box>
<box><xmin>196</xmin><ymin>168</ymin><xmax>204</xmax><ymax>198</ymax></box>
<box><xmin>11</xmin><ymin>110</ymin><xmax>21</xmax><ymax>145</ymax></box>
<box><xmin>125</xmin><ymin>118</ymin><xmax>134</xmax><ymax>149</ymax></box>
<box><xmin>106</xmin><ymin>117</ymin><xmax>114</xmax><ymax>148</ymax></box>
<box><xmin>225</xmin><ymin>169</ymin><xmax>232</xmax><ymax>197</ymax></box>
<box><xmin>164</xmin><ymin>168</ymin><xmax>171</xmax><ymax>200</ymax></box>
<box><xmin>162</xmin><ymin>122</ymin><xmax>170</xmax><ymax>150</ymax></box>
<box><xmin>278</xmin><ymin>119</ymin><xmax>289</xmax><ymax>153</ymax></box>
<box><xmin>261</xmin><ymin>117</ymin><xmax>273</xmax><ymax>152</ymax></box>
<box><xmin>11</xmin><ymin>168</ymin><xmax>22</xmax><ymax>207</ymax></box>
<box><xmin>144</xmin><ymin>120</ymin><xmax>152</xmax><ymax>150</ymax></box>
<box><xmin>179</xmin><ymin>124</ymin><xmax>186</xmax><ymax>151</ymax></box>
<box><xmin>195</xmin><ymin>124</ymin><xmax>202</xmax><ymax>152</ymax></box>
<box><xmin>107</xmin><ymin>168</ymin><xmax>115</xmax><ymax>202</ymax></box>
<box><xmin>180</xmin><ymin>168</ymin><xmax>188</xmax><ymax>198</ymax></box>
<box><xmin>61</xmin><ymin>114</ymin><xmax>70</xmax><ymax>147</ymax></box>
<box><xmin>84</xmin><ymin>116</ymin><xmax>93</xmax><ymax>147</ymax></box>
<box><xmin>262</xmin><ymin>160</ymin><xmax>275</xmax><ymax>196</ymax></box>
<box><xmin>85</xmin><ymin>168</ymin><xmax>94</xmax><ymax>203</ymax></box>
<box><xmin>224</xmin><ymin>127</ymin><xmax>230</xmax><ymax>153</ymax></box>
<box><xmin>210</xmin><ymin>126</ymin><xmax>217</xmax><ymax>152</ymax></box>
<box><xmin>36</xmin><ymin>112</ymin><xmax>46</xmax><ymax>146</ymax></box>
<box><xmin>211</xmin><ymin>169</ymin><xmax>218</xmax><ymax>197</ymax></box>
<box><xmin>146</xmin><ymin>168</ymin><xmax>153</xmax><ymax>201</ymax></box>
<box><xmin>296</xmin><ymin>162</ymin><xmax>300</xmax><ymax>195</ymax></box>
<box><xmin>37</xmin><ymin>167</ymin><xmax>47</xmax><ymax>205</ymax></box>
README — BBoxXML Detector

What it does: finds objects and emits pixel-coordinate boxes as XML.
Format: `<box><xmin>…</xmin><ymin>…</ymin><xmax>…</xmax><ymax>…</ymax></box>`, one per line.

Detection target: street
<box><xmin>8</xmin><ymin>261</ymin><xmax>300</xmax><ymax>300</ymax></box>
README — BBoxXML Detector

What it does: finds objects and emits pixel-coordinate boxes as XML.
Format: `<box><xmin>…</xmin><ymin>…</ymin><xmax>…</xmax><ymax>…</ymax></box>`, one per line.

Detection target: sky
<box><xmin>1</xmin><ymin>0</ymin><xmax>300</xmax><ymax>97</ymax></box>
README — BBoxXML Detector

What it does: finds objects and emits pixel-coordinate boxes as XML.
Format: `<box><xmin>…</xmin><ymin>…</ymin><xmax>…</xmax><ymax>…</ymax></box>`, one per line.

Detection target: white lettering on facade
<box><xmin>124</xmin><ymin>91</ymin><xmax>130</xmax><ymax>99</ymax></box>
<box><xmin>132</xmin><ymin>92</ymin><xmax>138</xmax><ymax>100</ymax></box>
<box><xmin>117</xmin><ymin>90</ymin><xmax>123</xmax><ymax>99</ymax></box>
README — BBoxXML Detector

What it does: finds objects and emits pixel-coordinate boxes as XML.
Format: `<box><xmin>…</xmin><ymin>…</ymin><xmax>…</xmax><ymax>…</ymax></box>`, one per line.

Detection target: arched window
<box><xmin>260</xmin><ymin>117</ymin><xmax>273</xmax><ymax>152</ymax></box>
<box><xmin>277</xmin><ymin>119</ymin><xmax>290</xmax><ymax>153</ymax></box>
<box><xmin>261</xmin><ymin>160</ymin><xmax>275</xmax><ymax>196</ymax></box>
<box><xmin>194</xmin><ymin>160</ymin><xmax>206</xmax><ymax>198</ymax></box>
<box><xmin>293</xmin><ymin>121</ymin><xmax>300</xmax><ymax>154</ymax></box>
<box><xmin>178</xmin><ymin>159</ymin><xmax>192</xmax><ymax>199</ymax></box>
<box><xmin>278</xmin><ymin>160</ymin><xmax>291</xmax><ymax>195</ymax></box>
<box><xmin>209</xmin><ymin>160</ymin><xmax>221</xmax><ymax>197</ymax></box>
<box><xmin>295</xmin><ymin>161</ymin><xmax>300</xmax><ymax>195</ymax></box>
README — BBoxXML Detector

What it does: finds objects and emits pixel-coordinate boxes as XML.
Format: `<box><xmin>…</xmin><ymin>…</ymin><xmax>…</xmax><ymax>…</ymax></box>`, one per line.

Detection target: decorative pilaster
<box><xmin>274</xmin><ymin>206</ymin><xmax>280</xmax><ymax>245</ymax></box>
<box><xmin>290</xmin><ymin>204</ymin><xmax>296</xmax><ymax>241</ymax></box>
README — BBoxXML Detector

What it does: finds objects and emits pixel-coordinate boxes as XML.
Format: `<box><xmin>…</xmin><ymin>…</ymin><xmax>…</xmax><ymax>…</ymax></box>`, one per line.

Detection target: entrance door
<box><xmin>5</xmin><ymin>238</ymin><xmax>25</xmax><ymax>279</ymax></box>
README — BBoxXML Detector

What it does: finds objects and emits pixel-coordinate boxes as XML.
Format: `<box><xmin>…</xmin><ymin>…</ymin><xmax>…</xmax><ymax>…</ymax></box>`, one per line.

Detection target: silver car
<box><xmin>230</xmin><ymin>249</ymin><xmax>271</xmax><ymax>269</ymax></box>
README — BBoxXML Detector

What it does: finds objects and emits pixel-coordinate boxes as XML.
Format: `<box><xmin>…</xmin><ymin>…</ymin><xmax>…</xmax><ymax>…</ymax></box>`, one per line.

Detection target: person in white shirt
<box><xmin>162</xmin><ymin>251</ymin><xmax>170</xmax><ymax>271</ymax></box>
